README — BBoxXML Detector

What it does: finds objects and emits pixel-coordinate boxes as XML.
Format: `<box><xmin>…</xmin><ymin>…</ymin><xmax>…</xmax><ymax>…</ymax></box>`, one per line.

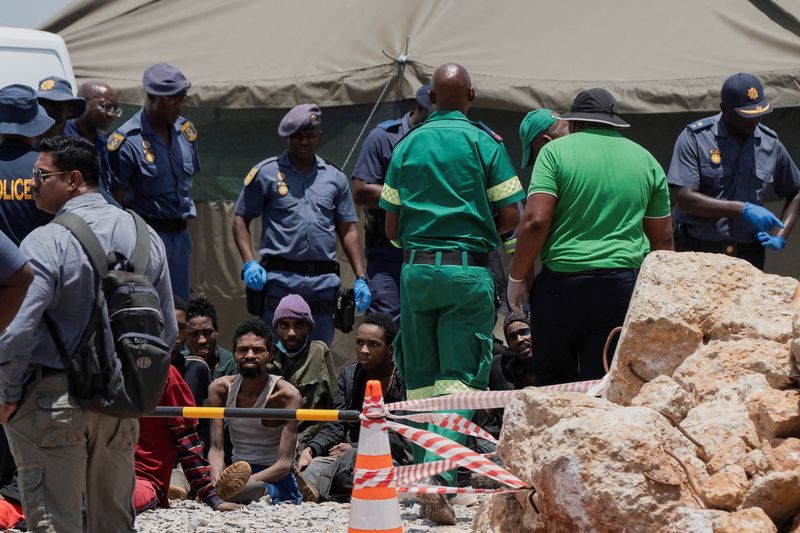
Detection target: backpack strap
<box><xmin>51</xmin><ymin>212</ymin><xmax>109</xmax><ymax>275</ymax></box>
<box><xmin>127</xmin><ymin>210</ymin><xmax>151</xmax><ymax>275</ymax></box>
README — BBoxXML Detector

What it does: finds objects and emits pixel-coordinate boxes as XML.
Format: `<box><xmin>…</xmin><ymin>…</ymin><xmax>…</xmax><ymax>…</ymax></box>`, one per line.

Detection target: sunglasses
<box><xmin>31</xmin><ymin>168</ymin><xmax>72</xmax><ymax>185</ymax></box>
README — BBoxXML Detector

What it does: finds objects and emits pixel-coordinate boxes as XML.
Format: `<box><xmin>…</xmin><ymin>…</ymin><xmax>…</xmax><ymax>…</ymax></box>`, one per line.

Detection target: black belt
<box><xmin>26</xmin><ymin>365</ymin><xmax>64</xmax><ymax>387</ymax></box>
<box><xmin>684</xmin><ymin>235</ymin><xmax>763</xmax><ymax>256</ymax></box>
<box><xmin>142</xmin><ymin>217</ymin><xmax>187</xmax><ymax>233</ymax></box>
<box><xmin>403</xmin><ymin>250</ymin><xmax>490</xmax><ymax>267</ymax></box>
<box><xmin>261</xmin><ymin>257</ymin><xmax>339</xmax><ymax>276</ymax></box>
<box><xmin>266</xmin><ymin>296</ymin><xmax>334</xmax><ymax>314</ymax></box>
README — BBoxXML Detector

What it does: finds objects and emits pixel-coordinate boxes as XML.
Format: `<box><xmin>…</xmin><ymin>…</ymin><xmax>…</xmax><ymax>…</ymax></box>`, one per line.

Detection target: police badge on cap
<box><xmin>278</xmin><ymin>104</ymin><xmax>322</xmax><ymax>137</ymax></box>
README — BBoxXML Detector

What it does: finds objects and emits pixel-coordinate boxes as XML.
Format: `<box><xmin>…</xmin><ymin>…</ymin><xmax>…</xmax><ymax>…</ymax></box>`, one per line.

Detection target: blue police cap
<box><xmin>721</xmin><ymin>73</ymin><xmax>771</xmax><ymax>118</ymax></box>
<box><xmin>0</xmin><ymin>84</ymin><xmax>55</xmax><ymax>137</ymax></box>
<box><xmin>142</xmin><ymin>63</ymin><xmax>191</xmax><ymax>96</ymax></box>
<box><xmin>36</xmin><ymin>76</ymin><xmax>86</xmax><ymax>117</ymax></box>
<box><xmin>416</xmin><ymin>83</ymin><xmax>432</xmax><ymax>111</ymax></box>
<box><xmin>278</xmin><ymin>104</ymin><xmax>322</xmax><ymax>137</ymax></box>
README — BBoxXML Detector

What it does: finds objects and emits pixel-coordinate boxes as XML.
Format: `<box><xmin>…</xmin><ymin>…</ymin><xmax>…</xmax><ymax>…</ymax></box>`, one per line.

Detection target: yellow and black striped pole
<box><xmin>145</xmin><ymin>406</ymin><xmax>361</xmax><ymax>422</ymax></box>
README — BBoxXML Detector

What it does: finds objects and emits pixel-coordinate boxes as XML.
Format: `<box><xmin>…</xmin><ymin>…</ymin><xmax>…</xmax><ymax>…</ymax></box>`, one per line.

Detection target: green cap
<box><xmin>519</xmin><ymin>109</ymin><xmax>557</xmax><ymax>167</ymax></box>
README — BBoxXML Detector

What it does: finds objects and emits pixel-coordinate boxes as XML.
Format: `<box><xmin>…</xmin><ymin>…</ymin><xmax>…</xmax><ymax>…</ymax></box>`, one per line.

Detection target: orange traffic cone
<box><xmin>348</xmin><ymin>379</ymin><xmax>403</xmax><ymax>533</ymax></box>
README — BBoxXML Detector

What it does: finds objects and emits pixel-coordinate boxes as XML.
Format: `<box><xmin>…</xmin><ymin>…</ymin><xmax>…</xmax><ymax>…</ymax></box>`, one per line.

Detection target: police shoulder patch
<box><xmin>687</xmin><ymin>118</ymin><xmax>714</xmax><ymax>133</ymax></box>
<box><xmin>475</xmin><ymin>121</ymin><xmax>504</xmax><ymax>143</ymax></box>
<box><xmin>180</xmin><ymin>120</ymin><xmax>198</xmax><ymax>142</ymax></box>
<box><xmin>243</xmin><ymin>166</ymin><xmax>259</xmax><ymax>186</ymax></box>
<box><xmin>107</xmin><ymin>132</ymin><xmax>126</xmax><ymax>151</ymax></box>
<box><xmin>757</xmin><ymin>123</ymin><xmax>778</xmax><ymax>138</ymax></box>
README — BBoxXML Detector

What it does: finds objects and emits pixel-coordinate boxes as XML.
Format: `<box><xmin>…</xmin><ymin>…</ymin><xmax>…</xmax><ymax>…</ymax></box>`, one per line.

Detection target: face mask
<box><xmin>276</xmin><ymin>338</ymin><xmax>309</xmax><ymax>358</ymax></box>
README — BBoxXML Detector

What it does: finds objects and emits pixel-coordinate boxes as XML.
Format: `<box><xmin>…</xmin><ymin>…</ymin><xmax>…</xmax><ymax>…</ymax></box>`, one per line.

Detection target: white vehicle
<box><xmin>0</xmin><ymin>27</ymin><xmax>75</xmax><ymax>91</ymax></box>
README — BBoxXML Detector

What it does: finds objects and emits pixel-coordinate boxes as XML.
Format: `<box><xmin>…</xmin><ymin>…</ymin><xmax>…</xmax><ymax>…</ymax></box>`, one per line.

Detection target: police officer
<box><xmin>668</xmin><ymin>73</ymin><xmax>800</xmax><ymax>270</ymax></box>
<box><xmin>65</xmin><ymin>80</ymin><xmax>122</xmax><ymax>198</ymax></box>
<box><xmin>233</xmin><ymin>104</ymin><xmax>371</xmax><ymax>346</ymax></box>
<box><xmin>108</xmin><ymin>63</ymin><xmax>200</xmax><ymax>300</ymax></box>
<box><xmin>379</xmin><ymin>64</ymin><xmax>524</xmax><ymax>524</ymax></box>
<box><xmin>36</xmin><ymin>76</ymin><xmax>86</xmax><ymax>138</ymax></box>
<box><xmin>351</xmin><ymin>84</ymin><xmax>431</xmax><ymax>323</ymax></box>
<box><xmin>0</xmin><ymin>84</ymin><xmax>55</xmax><ymax>244</ymax></box>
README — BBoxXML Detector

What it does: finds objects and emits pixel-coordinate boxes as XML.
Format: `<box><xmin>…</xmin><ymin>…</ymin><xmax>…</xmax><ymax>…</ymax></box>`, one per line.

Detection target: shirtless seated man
<box><xmin>207</xmin><ymin>318</ymin><xmax>304</xmax><ymax>504</ymax></box>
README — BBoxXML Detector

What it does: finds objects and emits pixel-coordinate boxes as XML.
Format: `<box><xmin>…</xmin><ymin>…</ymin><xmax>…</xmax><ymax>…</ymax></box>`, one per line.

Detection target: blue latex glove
<box><xmin>242</xmin><ymin>259</ymin><xmax>267</xmax><ymax>290</ymax></box>
<box><xmin>354</xmin><ymin>277</ymin><xmax>372</xmax><ymax>313</ymax></box>
<box><xmin>756</xmin><ymin>231</ymin><xmax>786</xmax><ymax>251</ymax></box>
<box><xmin>741</xmin><ymin>202</ymin><xmax>784</xmax><ymax>232</ymax></box>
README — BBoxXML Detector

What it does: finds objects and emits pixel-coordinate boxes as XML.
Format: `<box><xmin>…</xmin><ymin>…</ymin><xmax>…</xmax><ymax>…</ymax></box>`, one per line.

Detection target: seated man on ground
<box><xmin>134</xmin><ymin>365</ymin><xmax>238</xmax><ymax>513</ymax></box>
<box><xmin>296</xmin><ymin>313</ymin><xmax>410</xmax><ymax>502</ymax></box>
<box><xmin>267</xmin><ymin>294</ymin><xmax>337</xmax><ymax>450</ymax></box>
<box><xmin>170</xmin><ymin>295</ymin><xmax>213</xmax><ymax>405</ymax></box>
<box><xmin>208</xmin><ymin>319</ymin><xmax>304</xmax><ymax>504</ymax></box>
<box><xmin>490</xmin><ymin>312</ymin><xmax>535</xmax><ymax>390</ymax></box>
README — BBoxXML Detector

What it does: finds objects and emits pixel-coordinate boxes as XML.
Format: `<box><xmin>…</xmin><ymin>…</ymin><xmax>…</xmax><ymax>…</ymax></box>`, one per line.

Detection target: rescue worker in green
<box><xmin>379</xmin><ymin>63</ymin><xmax>525</xmax><ymax>524</ymax></box>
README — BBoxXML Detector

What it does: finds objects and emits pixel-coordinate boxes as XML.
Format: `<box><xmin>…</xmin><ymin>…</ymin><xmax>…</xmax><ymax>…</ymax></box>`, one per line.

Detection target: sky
<box><xmin>1</xmin><ymin>0</ymin><xmax>74</xmax><ymax>29</ymax></box>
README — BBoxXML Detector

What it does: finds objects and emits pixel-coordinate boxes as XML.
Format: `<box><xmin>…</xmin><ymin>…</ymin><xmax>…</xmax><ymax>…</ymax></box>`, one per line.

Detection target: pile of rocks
<box><xmin>474</xmin><ymin>251</ymin><xmax>800</xmax><ymax>533</ymax></box>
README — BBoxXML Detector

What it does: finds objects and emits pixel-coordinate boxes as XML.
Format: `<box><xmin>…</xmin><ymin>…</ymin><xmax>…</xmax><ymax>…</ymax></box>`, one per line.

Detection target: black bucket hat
<box><xmin>558</xmin><ymin>88</ymin><xmax>629</xmax><ymax>128</ymax></box>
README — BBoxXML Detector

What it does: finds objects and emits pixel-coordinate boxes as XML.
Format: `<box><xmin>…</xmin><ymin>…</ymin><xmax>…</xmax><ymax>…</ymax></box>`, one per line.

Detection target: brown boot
<box><xmin>417</xmin><ymin>477</ymin><xmax>456</xmax><ymax>526</ymax></box>
<box><xmin>215</xmin><ymin>461</ymin><xmax>252</xmax><ymax>501</ymax></box>
<box><xmin>296</xmin><ymin>472</ymin><xmax>320</xmax><ymax>503</ymax></box>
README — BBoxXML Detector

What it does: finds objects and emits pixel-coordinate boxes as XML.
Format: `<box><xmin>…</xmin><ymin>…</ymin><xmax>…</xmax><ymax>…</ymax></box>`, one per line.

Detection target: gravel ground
<box><xmin>132</xmin><ymin>496</ymin><xmax>479</xmax><ymax>533</ymax></box>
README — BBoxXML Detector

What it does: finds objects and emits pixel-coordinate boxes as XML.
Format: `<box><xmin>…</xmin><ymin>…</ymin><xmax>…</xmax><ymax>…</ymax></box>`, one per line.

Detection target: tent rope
<box><xmin>340</xmin><ymin>54</ymin><xmax>407</xmax><ymax>171</ymax></box>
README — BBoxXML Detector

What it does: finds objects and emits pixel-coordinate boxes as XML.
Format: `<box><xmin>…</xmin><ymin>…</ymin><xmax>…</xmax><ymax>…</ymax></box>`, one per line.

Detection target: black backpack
<box><xmin>43</xmin><ymin>210</ymin><xmax>171</xmax><ymax>418</ymax></box>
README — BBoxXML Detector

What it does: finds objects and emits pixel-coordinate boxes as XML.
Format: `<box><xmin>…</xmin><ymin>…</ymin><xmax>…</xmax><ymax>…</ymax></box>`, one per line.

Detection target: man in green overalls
<box><xmin>379</xmin><ymin>63</ymin><xmax>525</xmax><ymax>524</ymax></box>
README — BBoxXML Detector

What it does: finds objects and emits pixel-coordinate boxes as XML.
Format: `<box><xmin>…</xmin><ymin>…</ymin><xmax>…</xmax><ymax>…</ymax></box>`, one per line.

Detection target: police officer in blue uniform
<box><xmin>64</xmin><ymin>81</ymin><xmax>121</xmax><ymax>199</ymax></box>
<box><xmin>668</xmin><ymin>73</ymin><xmax>800</xmax><ymax>270</ymax></box>
<box><xmin>108</xmin><ymin>63</ymin><xmax>200</xmax><ymax>299</ymax></box>
<box><xmin>0</xmin><ymin>84</ymin><xmax>55</xmax><ymax>245</ymax></box>
<box><xmin>36</xmin><ymin>76</ymin><xmax>86</xmax><ymax>139</ymax></box>
<box><xmin>233</xmin><ymin>104</ymin><xmax>371</xmax><ymax>346</ymax></box>
<box><xmin>351</xmin><ymin>85</ymin><xmax>431</xmax><ymax>322</ymax></box>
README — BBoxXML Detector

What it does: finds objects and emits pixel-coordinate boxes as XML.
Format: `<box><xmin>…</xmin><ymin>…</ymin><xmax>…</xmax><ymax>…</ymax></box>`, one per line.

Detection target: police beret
<box><xmin>142</xmin><ymin>63</ymin><xmax>191</xmax><ymax>96</ymax></box>
<box><xmin>278</xmin><ymin>104</ymin><xmax>322</xmax><ymax>137</ymax></box>
<box><xmin>36</xmin><ymin>76</ymin><xmax>86</xmax><ymax>117</ymax></box>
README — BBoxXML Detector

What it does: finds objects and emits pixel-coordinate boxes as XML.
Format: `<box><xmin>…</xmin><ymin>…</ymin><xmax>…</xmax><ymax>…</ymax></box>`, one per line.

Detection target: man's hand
<box><xmin>329</xmin><ymin>442</ymin><xmax>353</xmax><ymax>458</ymax></box>
<box><xmin>297</xmin><ymin>447</ymin><xmax>314</xmax><ymax>471</ymax></box>
<box><xmin>756</xmin><ymin>231</ymin><xmax>786</xmax><ymax>251</ymax></box>
<box><xmin>214</xmin><ymin>502</ymin><xmax>241</xmax><ymax>512</ymax></box>
<box><xmin>354</xmin><ymin>277</ymin><xmax>371</xmax><ymax>313</ymax></box>
<box><xmin>0</xmin><ymin>402</ymin><xmax>19</xmax><ymax>424</ymax></box>
<box><xmin>741</xmin><ymin>203</ymin><xmax>784</xmax><ymax>232</ymax></box>
<box><xmin>242</xmin><ymin>260</ymin><xmax>267</xmax><ymax>291</ymax></box>
<box><xmin>507</xmin><ymin>277</ymin><xmax>528</xmax><ymax>315</ymax></box>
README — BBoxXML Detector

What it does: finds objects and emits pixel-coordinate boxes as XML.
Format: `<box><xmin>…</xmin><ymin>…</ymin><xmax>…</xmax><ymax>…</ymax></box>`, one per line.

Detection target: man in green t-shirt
<box><xmin>508</xmin><ymin>88</ymin><xmax>673</xmax><ymax>386</ymax></box>
<box><xmin>379</xmin><ymin>63</ymin><xmax>525</xmax><ymax>523</ymax></box>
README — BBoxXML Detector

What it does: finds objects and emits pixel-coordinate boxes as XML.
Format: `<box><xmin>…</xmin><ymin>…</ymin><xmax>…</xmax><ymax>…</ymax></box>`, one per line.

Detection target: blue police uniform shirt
<box><xmin>235</xmin><ymin>151</ymin><xmax>357</xmax><ymax>291</ymax></box>
<box><xmin>667</xmin><ymin>113</ymin><xmax>800</xmax><ymax>243</ymax></box>
<box><xmin>0</xmin><ymin>139</ymin><xmax>53</xmax><ymax>245</ymax></box>
<box><xmin>351</xmin><ymin>113</ymin><xmax>412</xmax><ymax>261</ymax></box>
<box><xmin>107</xmin><ymin>108</ymin><xmax>200</xmax><ymax>220</ymax></box>
<box><xmin>64</xmin><ymin>119</ymin><xmax>114</xmax><ymax>196</ymax></box>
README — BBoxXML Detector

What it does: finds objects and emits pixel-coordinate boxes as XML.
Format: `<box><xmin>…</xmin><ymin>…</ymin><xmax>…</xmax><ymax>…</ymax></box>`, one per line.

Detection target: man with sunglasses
<box><xmin>108</xmin><ymin>63</ymin><xmax>200</xmax><ymax>300</ymax></box>
<box><xmin>64</xmin><ymin>81</ymin><xmax>122</xmax><ymax>199</ymax></box>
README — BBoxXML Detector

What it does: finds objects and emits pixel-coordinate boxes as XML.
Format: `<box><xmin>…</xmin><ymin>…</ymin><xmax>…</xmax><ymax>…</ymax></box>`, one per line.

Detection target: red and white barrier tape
<box><xmin>353</xmin><ymin>467</ymin><xmax>527</xmax><ymax>495</ymax></box>
<box><xmin>398</xmin><ymin>485</ymin><xmax>526</xmax><ymax>495</ymax></box>
<box><xmin>384</xmin><ymin>376</ymin><xmax>605</xmax><ymax>413</ymax></box>
<box><xmin>387</xmin><ymin>421</ymin><xmax>526</xmax><ymax>488</ymax></box>
<box><xmin>392</xmin><ymin>453</ymin><xmax>496</xmax><ymax>486</ymax></box>
<box><xmin>387</xmin><ymin>412</ymin><xmax>498</xmax><ymax>444</ymax></box>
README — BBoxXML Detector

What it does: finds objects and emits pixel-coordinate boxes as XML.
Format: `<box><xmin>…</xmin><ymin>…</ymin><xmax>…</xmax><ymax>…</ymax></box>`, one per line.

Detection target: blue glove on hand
<box><xmin>756</xmin><ymin>231</ymin><xmax>786</xmax><ymax>251</ymax></box>
<box><xmin>354</xmin><ymin>277</ymin><xmax>372</xmax><ymax>313</ymax></box>
<box><xmin>741</xmin><ymin>202</ymin><xmax>784</xmax><ymax>232</ymax></box>
<box><xmin>242</xmin><ymin>259</ymin><xmax>267</xmax><ymax>291</ymax></box>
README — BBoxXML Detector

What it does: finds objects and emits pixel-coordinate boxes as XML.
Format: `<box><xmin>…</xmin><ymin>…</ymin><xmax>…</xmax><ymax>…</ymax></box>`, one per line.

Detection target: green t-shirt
<box><xmin>379</xmin><ymin>110</ymin><xmax>525</xmax><ymax>252</ymax></box>
<box><xmin>528</xmin><ymin>127</ymin><xmax>671</xmax><ymax>271</ymax></box>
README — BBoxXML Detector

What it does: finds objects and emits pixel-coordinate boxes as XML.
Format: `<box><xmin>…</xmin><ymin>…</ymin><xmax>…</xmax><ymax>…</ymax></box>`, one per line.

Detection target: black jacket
<box><xmin>307</xmin><ymin>361</ymin><xmax>410</xmax><ymax>463</ymax></box>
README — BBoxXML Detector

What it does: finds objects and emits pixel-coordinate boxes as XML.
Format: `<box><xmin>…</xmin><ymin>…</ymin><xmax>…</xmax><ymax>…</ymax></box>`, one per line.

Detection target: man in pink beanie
<box><xmin>267</xmin><ymin>294</ymin><xmax>337</xmax><ymax>450</ymax></box>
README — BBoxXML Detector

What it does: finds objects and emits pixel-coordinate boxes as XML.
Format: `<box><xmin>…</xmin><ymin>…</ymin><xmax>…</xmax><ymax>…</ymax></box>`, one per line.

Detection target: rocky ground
<box><xmin>131</xmin><ymin>496</ymin><xmax>480</xmax><ymax>533</ymax></box>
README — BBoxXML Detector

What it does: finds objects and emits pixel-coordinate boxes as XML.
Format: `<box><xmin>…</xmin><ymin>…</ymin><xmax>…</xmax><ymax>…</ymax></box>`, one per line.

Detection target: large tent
<box><xmin>42</xmin><ymin>0</ymin><xmax>800</xmax><ymax>341</ymax></box>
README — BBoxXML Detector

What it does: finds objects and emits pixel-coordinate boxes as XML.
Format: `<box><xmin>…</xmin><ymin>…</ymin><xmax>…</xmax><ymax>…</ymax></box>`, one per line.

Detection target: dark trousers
<box><xmin>530</xmin><ymin>266</ymin><xmax>637</xmax><ymax>386</ymax></box>
<box><xmin>674</xmin><ymin>225</ymin><xmax>765</xmax><ymax>270</ymax></box>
